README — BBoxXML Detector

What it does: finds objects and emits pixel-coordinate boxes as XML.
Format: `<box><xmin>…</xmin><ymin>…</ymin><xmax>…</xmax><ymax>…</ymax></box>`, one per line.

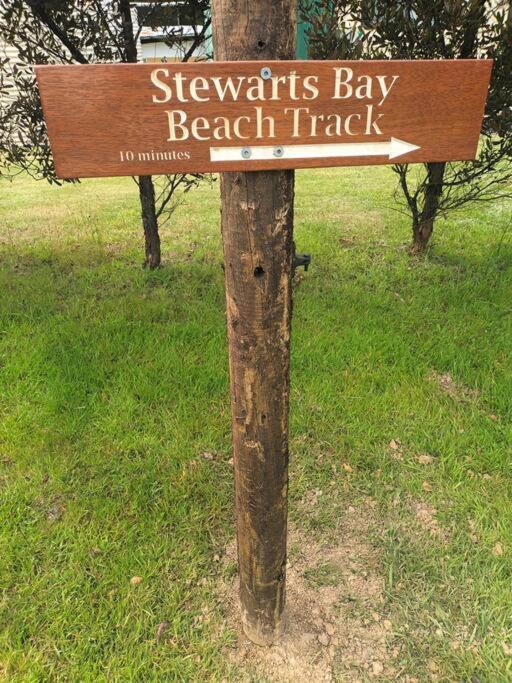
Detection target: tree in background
<box><xmin>303</xmin><ymin>0</ymin><xmax>512</xmax><ymax>253</ymax></box>
<box><xmin>0</xmin><ymin>0</ymin><xmax>211</xmax><ymax>268</ymax></box>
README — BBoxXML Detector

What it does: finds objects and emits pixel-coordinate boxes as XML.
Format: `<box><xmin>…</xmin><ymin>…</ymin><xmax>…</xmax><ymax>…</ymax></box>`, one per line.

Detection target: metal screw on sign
<box><xmin>241</xmin><ymin>147</ymin><xmax>252</xmax><ymax>159</ymax></box>
<box><xmin>273</xmin><ymin>146</ymin><xmax>284</xmax><ymax>158</ymax></box>
<box><xmin>260</xmin><ymin>66</ymin><xmax>272</xmax><ymax>80</ymax></box>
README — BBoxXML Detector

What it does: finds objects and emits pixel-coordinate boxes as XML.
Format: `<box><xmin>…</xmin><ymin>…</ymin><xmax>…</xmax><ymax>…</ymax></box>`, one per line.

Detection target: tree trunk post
<box><xmin>120</xmin><ymin>1</ymin><xmax>162</xmax><ymax>269</ymax></box>
<box><xmin>411</xmin><ymin>161</ymin><xmax>446</xmax><ymax>254</ymax></box>
<box><xmin>211</xmin><ymin>0</ymin><xmax>297</xmax><ymax>646</ymax></box>
<box><xmin>138</xmin><ymin>175</ymin><xmax>161</xmax><ymax>269</ymax></box>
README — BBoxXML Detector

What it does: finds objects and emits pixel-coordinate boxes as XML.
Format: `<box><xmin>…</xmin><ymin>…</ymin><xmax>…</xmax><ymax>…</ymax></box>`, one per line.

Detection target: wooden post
<box><xmin>211</xmin><ymin>0</ymin><xmax>297</xmax><ymax>646</ymax></box>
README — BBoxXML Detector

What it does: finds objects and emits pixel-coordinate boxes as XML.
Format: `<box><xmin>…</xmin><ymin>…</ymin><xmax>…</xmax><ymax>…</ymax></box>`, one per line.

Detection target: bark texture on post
<box><xmin>211</xmin><ymin>0</ymin><xmax>297</xmax><ymax>646</ymax></box>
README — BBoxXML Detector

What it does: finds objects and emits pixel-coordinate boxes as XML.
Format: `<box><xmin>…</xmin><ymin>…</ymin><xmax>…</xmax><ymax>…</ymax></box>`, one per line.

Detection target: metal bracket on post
<box><xmin>293</xmin><ymin>252</ymin><xmax>312</xmax><ymax>272</ymax></box>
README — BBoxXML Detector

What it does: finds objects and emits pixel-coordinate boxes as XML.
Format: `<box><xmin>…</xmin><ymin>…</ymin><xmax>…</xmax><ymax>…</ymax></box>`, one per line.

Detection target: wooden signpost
<box><xmin>36</xmin><ymin>61</ymin><xmax>491</xmax><ymax>179</ymax></box>
<box><xmin>35</xmin><ymin>0</ymin><xmax>491</xmax><ymax>649</ymax></box>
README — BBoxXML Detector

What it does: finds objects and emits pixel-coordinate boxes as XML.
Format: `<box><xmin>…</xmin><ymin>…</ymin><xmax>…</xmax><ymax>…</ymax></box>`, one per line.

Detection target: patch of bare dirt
<box><xmin>219</xmin><ymin>501</ymin><xmax>399</xmax><ymax>682</ymax></box>
<box><xmin>416</xmin><ymin>453</ymin><xmax>434</xmax><ymax>466</ymax></box>
<box><xmin>428</xmin><ymin>371</ymin><xmax>479</xmax><ymax>402</ymax></box>
<box><xmin>413</xmin><ymin>501</ymin><xmax>449</xmax><ymax>544</ymax></box>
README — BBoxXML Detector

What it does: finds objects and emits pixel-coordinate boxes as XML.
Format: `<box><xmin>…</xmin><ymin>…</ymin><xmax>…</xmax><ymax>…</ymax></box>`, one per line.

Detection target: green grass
<box><xmin>304</xmin><ymin>561</ymin><xmax>343</xmax><ymax>588</ymax></box>
<box><xmin>1</xmin><ymin>168</ymin><xmax>511</xmax><ymax>681</ymax></box>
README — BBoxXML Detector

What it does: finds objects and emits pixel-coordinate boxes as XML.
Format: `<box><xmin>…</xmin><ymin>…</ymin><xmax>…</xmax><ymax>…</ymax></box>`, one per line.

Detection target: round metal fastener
<box><xmin>241</xmin><ymin>147</ymin><xmax>252</xmax><ymax>159</ymax></box>
<box><xmin>260</xmin><ymin>66</ymin><xmax>272</xmax><ymax>80</ymax></box>
<box><xmin>273</xmin><ymin>146</ymin><xmax>284</xmax><ymax>158</ymax></box>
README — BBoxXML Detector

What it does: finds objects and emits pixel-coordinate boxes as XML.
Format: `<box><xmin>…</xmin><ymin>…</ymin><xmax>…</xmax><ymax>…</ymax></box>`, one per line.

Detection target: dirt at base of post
<box><xmin>219</xmin><ymin>502</ymin><xmax>398</xmax><ymax>682</ymax></box>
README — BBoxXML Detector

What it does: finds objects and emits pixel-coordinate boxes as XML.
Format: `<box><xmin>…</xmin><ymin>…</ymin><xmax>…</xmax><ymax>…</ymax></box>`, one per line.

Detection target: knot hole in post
<box><xmin>253</xmin><ymin>265</ymin><xmax>265</xmax><ymax>278</ymax></box>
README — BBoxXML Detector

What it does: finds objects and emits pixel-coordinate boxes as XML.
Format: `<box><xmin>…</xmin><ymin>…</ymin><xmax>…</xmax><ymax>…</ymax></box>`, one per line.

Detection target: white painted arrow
<box><xmin>210</xmin><ymin>138</ymin><xmax>420</xmax><ymax>163</ymax></box>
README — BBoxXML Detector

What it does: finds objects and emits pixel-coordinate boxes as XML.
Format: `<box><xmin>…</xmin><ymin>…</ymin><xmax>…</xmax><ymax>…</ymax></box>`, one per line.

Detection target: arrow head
<box><xmin>389</xmin><ymin>137</ymin><xmax>421</xmax><ymax>160</ymax></box>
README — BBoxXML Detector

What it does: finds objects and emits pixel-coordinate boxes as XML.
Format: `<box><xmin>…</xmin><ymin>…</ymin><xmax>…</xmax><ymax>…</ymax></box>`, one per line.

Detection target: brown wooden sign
<box><xmin>36</xmin><ymin>60</ymin><xmax>492</xmax><ymax>179</ymax></box>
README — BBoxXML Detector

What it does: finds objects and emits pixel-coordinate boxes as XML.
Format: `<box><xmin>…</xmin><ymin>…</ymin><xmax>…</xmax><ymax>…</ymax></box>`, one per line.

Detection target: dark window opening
<box><xmin>137</xmin><ymin>3</ymin><xmax>205</xmax><ymax>29</ymax></box>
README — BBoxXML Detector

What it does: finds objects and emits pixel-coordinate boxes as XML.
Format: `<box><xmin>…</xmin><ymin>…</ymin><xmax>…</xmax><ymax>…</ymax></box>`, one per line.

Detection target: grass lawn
<box><xmin>1</xmin><ymin>167</ymin><xmax>511</xmax><ymax>681</ymax></box>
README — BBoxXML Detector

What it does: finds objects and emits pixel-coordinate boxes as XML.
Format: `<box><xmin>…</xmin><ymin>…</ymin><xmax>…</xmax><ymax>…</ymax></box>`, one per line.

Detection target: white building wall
<box><xmin>0</xmin><ymin>39</ymin><xmax>22</xmax><ymax>105</ymax></box>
